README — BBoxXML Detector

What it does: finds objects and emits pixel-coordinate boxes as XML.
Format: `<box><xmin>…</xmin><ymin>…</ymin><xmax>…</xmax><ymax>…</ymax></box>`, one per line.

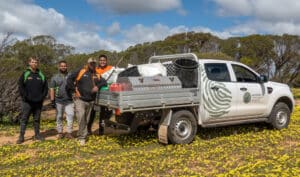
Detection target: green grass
<box><xmin>0</xmin><ymin>107</ymin><xmax>299</xmax><ymax>176</ymax></box>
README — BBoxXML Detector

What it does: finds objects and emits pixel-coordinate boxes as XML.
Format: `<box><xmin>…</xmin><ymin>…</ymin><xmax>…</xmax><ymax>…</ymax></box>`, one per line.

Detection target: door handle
<box><xmin>240</xmin><ymin>87</ymin><xmax>247</xmax><ymax>91</ymax></box>
<box><xmin>211</xmin><ymin>86</ymin><xmax>219</xmax><ymax>91</ymax></box>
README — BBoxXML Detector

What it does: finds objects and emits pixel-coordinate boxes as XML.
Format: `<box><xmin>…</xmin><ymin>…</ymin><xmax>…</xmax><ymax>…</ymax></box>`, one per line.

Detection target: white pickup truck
<box><xmin>95</xmin><ymin>53</ymin><xmax>295</xmax><ymax>144</ymax></box>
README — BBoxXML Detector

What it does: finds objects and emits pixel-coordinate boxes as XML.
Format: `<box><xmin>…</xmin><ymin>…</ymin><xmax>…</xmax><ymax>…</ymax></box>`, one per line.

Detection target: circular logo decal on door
<box><xmin>243</xmin><ymin>92</ymin><xmax>251</xmax><ymax>103</ymax></box>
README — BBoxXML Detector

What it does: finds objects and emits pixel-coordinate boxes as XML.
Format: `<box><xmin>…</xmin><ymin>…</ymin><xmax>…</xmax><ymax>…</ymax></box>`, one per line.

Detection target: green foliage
<box><xmin>240</xmin><ymin>56</ymin><xmax>256</xmax><ymax>66</ymax></box>
<box><xmin>196</xmin><ymin>52</ymin><xmax>232</xmax><ymax>60</ymax></box>
<box><xmin>1</xmin><ymin>33</ymin><xmax>300</xmax><ymax>85</ymax></box>
<box><xmin>64</xmin><ymin>54</ymin><xmax>90</xmax><ymax>71</ymax></box>
<box><xmin>0</xmin><ymin>58</ymin><xmax>23</xmax><ymax>79</ymax></box>
<box><xmin>239</xmin><ymin>35</ymin><xmax>275</xmax><ymax>72</ymax></box>
<box><xmin>220</xmin><ymin>37</ymin><xmax>241</xmax><ymax>58</ymax></box>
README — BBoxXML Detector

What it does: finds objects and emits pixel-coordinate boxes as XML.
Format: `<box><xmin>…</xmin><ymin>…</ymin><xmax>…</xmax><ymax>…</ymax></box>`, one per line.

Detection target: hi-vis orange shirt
<box><xmin>96</xmin><ymin>65</ymin><xmax>113</xmax><ymax>75</ymax></box>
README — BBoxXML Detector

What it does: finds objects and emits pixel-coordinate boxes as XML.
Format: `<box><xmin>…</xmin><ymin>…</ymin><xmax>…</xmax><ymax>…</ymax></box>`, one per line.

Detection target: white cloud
<box><xmin>214</xmin><ymin>0</ymin><xmax>300</xmax><ymax>35</ymax></box>
<box><xmin>215</xmin><ymin>0</ymin><xmax>300</xmax><ymax>22</ymax></box>
<box><xmin>106</xmin><ymin>22</ymin><xmax>121</xmax><ymax>36</ymax></box>
<box><xmin>86</xmin><ymin>0</ymin><xmax>184</xmax><ymax>14</ymax></box>
<box><xmin>0</xmin><ymin>0</ymin><xmax>123</xmax><ymax>53</ymax></box>
<box><xmin>191</xmin><ymin>27</ymin><xmax>234</xmax><ymax>39</ymax></box>
<box><xmin>60</xmin><ymin>31</ymin><xmax>121</xmax><ymax>52</ymax></box>
<box><xmin>228</xmin><ymin>21</ymin><xmax>300</xmax><ymax>36</ymax></box>
<box><xmin>123</xmin><ymin>23</ymin><xmax>170</xmax><ymax>44</ymax></box>
<box><xmin>0</xmin><ymin>0</ymin><xmax>66</xmax><ymax>36</ymax></box>
<box><xmin>122</xmin><ymin>23</ymin><xmax>235</xmax><ymax>45</ymax></box>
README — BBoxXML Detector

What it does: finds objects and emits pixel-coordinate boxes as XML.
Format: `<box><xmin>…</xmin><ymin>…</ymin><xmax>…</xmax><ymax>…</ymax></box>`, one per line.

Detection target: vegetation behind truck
<box><xmin>95</xmin><ymin>53</ymin><xmax>295</xmax><ymax>144</ymax></box>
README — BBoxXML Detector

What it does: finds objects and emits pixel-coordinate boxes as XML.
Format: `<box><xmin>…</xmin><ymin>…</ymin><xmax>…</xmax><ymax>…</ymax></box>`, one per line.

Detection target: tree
<box><xmin>271</xmin><ymin>34</ymin><xmax>300</xmax><ymax>82</ymax></box>
<box><xmin>239</xmin><ymin>35</ymin><xmax>275</xmax><ymax>76</ymax></box>
<box><xmin>0</xmin><ymin>32</ymin><xmax>15</xmax><ymax>59</ymax></box>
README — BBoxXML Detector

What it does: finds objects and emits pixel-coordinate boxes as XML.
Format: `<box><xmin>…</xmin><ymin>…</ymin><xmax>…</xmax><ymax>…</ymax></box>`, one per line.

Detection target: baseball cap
<box><xmin>87</xmin><ymin>57</ymin><xmax>97</xmax><ymax>63</ymax></box>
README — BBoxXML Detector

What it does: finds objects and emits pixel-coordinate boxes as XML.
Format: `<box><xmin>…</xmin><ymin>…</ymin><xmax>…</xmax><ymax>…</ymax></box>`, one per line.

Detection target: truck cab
<box><xmin>96</xmin><ymin>53</ymin><xmax>295</xmax><ymax>144</ymax></box>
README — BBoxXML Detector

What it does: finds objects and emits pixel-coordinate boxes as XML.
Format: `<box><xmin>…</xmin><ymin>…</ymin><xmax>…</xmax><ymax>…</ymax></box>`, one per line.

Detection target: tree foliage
<box><xmin>1</xmin><ymin>33</ymin><xmax>300</xmax><ymax>86</ymax></box>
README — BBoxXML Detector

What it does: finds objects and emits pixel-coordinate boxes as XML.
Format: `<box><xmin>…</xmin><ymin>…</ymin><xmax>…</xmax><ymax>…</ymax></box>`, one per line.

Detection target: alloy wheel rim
<box><xmin>175</xmin><ymin>119</ymin><xmax>192</xmax><ymax>139</ymax></box>
<box><xmin>276</xmin><ymin>110</ymin><xmax>288</xmax><ymax>126</ymax></box>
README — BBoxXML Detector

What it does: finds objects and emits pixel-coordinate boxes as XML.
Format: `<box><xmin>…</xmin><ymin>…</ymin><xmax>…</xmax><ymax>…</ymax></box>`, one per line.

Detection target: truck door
<box><xmin>200</xmin><ymin>63</ymin><xmax>237</xmax><ymax>122</ymax></box>
<box><xmin>230</xmin><ymin>64</ymin><xmax>267</xmax><ymax>117</ymax></box>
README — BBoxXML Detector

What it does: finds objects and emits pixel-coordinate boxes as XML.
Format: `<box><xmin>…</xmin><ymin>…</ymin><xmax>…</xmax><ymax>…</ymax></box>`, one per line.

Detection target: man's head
<box><xmin>98</xmin><ymin>54</ymin><xmax>108</xmax><ymax>68</ymax></box>
<box><xmin>58</xmin><ymin>60</ymin><xmax>68</xmax><ymax>74</ymax></box>
<box><xmin>87</xmin><ymin>57</ymin><xmax>97</xmax><ymax>71</ymax></box>
<box><xmin>28</xmin><ymin>57</ymin><xmax>39</xmax><ymax>71</ymax></box>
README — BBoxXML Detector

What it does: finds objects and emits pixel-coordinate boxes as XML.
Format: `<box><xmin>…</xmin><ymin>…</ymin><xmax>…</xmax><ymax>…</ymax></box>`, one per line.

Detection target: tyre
<box><xmin>168</xmin><ymin>110</ymin><xmax>197</xmax><ymax>144</ymax></box>
<box><xmin>269</xmin><ymin>102</ymin><xmax>291</xmax><ymax>130</ymax></box>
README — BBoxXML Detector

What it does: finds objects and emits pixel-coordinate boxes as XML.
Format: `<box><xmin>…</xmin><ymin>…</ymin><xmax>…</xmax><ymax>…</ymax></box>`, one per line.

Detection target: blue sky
<box><xmin>1</xmin><ymin>0</ymin><xmax>300</xmax><ymax>53</ymax></box>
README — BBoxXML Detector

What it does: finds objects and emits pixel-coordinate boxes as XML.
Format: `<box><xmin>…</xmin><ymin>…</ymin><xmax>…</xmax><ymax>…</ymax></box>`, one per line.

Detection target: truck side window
<box><xmin>205</xmin><ymin>63</ymin><xmax>230</xmax><ymax>82</ymax></box>
<box><xmin>232</xmin><ymin>64</ymin><xmax>258</xmax><ymax>83</ymax></box>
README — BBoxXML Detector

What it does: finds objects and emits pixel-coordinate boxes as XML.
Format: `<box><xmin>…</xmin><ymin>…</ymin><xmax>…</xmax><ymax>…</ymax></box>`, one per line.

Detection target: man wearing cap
<box><xmin>88</xmin><ymin>54</ymin><xmax>113</xmax><ymax>135</ymax></box>
<box><xmin>66</xmin><ymin>57</ymin><xmax>107</xmax><ymax>145</ymax></box>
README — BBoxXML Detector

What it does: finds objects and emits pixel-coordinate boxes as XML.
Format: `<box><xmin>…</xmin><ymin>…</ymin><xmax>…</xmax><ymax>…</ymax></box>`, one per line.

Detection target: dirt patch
<box><xmin>279</xmin><ymin>139</ymin><xmax>299</xmax><ymax>149</ymax></box>
<box><xmin>295</xmin><ymin>99</ymin><xmax>300</xmax><ymax>106</ymax></box>
<box><xmin>0</xmin><ymin>121</ymin><xmax>127</xmax><ymax>145</ymax></box>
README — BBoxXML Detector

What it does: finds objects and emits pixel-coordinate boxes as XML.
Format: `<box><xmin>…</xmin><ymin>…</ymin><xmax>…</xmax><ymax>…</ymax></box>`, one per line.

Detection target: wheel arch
<box><xmin>274</xmin><ymin>96</ymin><xmax>294</xmax><ymax>113</ymax></box>
<box><xmin>172</xmin><ymin>107</ymin><xmax>198</xmax><ymax>122</ymax></box>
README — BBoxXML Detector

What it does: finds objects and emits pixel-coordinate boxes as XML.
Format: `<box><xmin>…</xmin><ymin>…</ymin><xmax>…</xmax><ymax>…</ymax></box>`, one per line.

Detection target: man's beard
<box><xmin>60</xmin><ymin>69</ymin><xmax>67</xmax><ymax>74</ymax></box>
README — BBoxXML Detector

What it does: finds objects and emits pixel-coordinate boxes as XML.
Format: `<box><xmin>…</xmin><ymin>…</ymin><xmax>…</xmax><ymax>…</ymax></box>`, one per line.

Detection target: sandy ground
<box><xmin>296</xmin><ymin>100</ymin><xmax>300</xmax><ymax>106</ymax></box>
<box><xmin>0</xmin><ymin>108</ymin><xmax>127</xmax><ymax>145</ymax></box>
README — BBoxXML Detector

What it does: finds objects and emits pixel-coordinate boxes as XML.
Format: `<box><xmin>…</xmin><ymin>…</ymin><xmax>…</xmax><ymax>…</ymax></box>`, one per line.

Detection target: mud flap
<box><xmin>158</xmin><ymin>109</ymin><xmax>172</xmax><ymax>144</ymax></box>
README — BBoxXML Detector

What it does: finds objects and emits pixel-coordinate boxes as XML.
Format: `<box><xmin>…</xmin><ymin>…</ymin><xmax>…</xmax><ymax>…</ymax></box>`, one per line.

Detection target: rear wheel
<box><xmin>168</xmin><ymin>110</ymin><xmax>197</xmax><ymax>144</ymax></box>
<box><xmin>269</xmin><ymin>102</ymin><xmax>291</xmax><ymax>129</ymax></box>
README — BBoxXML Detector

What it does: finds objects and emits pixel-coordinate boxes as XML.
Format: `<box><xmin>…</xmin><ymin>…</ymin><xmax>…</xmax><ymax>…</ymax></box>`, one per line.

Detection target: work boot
<box><xmin>65</xmin><ymin>133</ymin><xmax>74</xmax><ymax>139</ymax></box>
<box><xmin>34</xmin><ymin>134</ymin><xmax>45</xmax><ymax>141</ymax></box>
<box><xmin>16</xmin><ymin>136</ymin><xmax>24</xmax><ymax>144</ymax></box>
<box><xmin>87</xmin><ymin>130</ymin><xmax>92</xmax><ymax>136</ymax></box>
<box><xmin>98</xmin><ymin>119</ymin><xmax>105</xmax><ymax>135</ymax></box>
<box><xmin>57</xmin><ymin>133</ymin><xmax>64</xmax><ymax>139</ymax></box>
<box><xmin>17</xmin><ymin>122</ymin><xmax>26</xmax><ymax>144</ymax></box>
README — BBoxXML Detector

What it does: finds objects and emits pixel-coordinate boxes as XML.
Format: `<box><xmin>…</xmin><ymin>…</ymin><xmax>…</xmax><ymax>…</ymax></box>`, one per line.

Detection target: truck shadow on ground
<box><xmin>33</xmin><ymin>122</ymin><xmax>270</xmax><ymax>144</ymax></box>
<box><xmin>110</xmin><ymin>123</ymin><xmax>270</xmax><ymax>146</ymax></box>
<box><xmin>111</xmin><ymin>130</ymin><xmax>158</xmax><ymax>147</ymax></box>
<box><xmin>197</xmin><ymin>122</ymin><xmax>270</xmax><ymax>140</ymax></box>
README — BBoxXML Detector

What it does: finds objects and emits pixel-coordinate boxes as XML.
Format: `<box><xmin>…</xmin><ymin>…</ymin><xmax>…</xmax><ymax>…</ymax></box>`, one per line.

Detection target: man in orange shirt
<box><xmin>88</xmin><ymin>54</ymin><xmax>113</xmax><ymax>135</ymax></box>
<box><xmin>96</xmin><ymin>54</ymin><xmax>113</xmax><ymax>75</ymax></box>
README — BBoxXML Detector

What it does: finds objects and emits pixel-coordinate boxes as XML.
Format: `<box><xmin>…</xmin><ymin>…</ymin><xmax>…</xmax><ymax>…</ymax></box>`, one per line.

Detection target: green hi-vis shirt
<box><xmin>50</xmin><ymin>73</ymin><xmax>73</xmax><ymax>104</ymax></box>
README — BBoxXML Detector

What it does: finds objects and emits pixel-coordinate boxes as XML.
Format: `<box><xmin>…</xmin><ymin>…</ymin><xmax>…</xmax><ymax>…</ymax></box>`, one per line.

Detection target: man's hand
<box><xmin>51</xmin><ymin>100</ymin><xmax>56</xmax><ymax>108</ymax></box>
<box><xmin>92</xmin><ymin>86</ymin><xmax>99</xmax><ymax>93</ymax></box>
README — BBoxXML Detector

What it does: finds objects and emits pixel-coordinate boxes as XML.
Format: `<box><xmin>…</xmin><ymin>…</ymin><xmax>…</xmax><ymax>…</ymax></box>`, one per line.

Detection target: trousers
<box><xmin>56</xmin><ymin>102</ymin><xmax>74</xmax><ymax>133</ymax></box>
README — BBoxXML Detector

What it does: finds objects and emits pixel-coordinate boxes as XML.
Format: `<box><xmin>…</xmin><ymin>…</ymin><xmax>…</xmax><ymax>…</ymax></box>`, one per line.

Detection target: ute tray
<box><xmin>95</xmin><ymin>88</ymin><xmax>200</xmax><ymax>113</ymax></box>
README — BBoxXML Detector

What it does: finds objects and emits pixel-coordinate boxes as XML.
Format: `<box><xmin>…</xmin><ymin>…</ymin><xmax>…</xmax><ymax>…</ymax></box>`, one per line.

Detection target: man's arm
<box><xmin>49</xmin><ymin>76</ymin><xmax>56</xmax><ymax>101</ymax></box>
<box><xmin>96</xmin><ymin>77</ymin><xmax>107</xmax><ymax>89</ymax></box>
<box><xmin>66</xmin><ymin>68</ymin><xmax>81</xmax><ymax>94</ymax></box>
<box><xmin>42</xmin><ymin>78</ymin><xmax>48</xmax><ymax>98</ymax></box>
<box><xmin>49</xmin><ymin>88</ymin><xmax>55</xmax><ymax>101</ymax></box>
<box><xmin>18</xmin><ymin>72</ymin><xmax>26</xmax><ymax>100</ymax></box>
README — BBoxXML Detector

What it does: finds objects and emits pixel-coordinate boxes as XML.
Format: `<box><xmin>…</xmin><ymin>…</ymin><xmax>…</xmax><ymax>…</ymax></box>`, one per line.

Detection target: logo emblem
<box><xmin>243</xmin><ymin>92</ymin><xmax>251</xmax><ymax>103</ymax></box>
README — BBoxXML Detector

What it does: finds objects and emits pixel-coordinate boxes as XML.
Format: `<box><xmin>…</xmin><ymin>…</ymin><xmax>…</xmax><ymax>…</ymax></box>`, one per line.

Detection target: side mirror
<box><xmin>259</xmin><ymin>75</ymin><xmax>268</xmax><ymax>83</ymax></box>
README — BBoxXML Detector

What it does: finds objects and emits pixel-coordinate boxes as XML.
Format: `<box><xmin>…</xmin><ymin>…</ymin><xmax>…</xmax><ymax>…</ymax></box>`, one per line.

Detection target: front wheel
<box><xmin>168</xmin><ymin>110</ymin><xmax>197</xmax><ymax>144</ymax></box>
<box><xmin>269</xmin><ymin>102</ymin><xmax>291</xmax><ymax>129</ymax></box>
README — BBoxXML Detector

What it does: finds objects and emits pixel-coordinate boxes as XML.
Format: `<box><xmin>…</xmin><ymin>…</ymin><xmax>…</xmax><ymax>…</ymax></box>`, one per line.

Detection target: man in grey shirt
<box><xmin>50</xmin><ymin>60</ymin><xmax>74</xmax><ymax>139</ymax></box>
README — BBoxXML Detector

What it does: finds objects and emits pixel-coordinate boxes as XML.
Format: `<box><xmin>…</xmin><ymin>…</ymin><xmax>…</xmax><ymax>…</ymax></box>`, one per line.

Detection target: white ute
<box><xmin>95</xmin><ymin>53</ymin><xmax>295</xmax><ymax>144</ymax></box>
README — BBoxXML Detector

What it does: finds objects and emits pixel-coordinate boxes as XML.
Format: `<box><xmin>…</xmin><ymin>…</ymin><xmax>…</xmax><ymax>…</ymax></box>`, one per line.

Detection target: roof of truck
<box><xmin>198</xmin><ymin>59</ymin><xmax>241</xmax><ymax>65</ymax></box>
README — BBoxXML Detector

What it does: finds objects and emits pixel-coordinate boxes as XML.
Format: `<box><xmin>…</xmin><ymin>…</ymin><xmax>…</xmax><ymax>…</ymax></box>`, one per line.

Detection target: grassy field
<box><xmin>0</xmin><ymin>101</ymin><xmax>299</xmax><ymax>176</ymax></box>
